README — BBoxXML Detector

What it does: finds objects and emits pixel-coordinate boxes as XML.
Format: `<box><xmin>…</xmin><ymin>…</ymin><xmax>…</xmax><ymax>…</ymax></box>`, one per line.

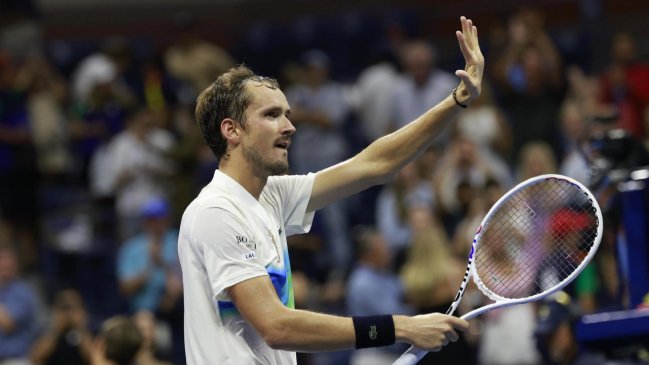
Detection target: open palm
<box><xmin>455</xmin><ymin>16</ymin><xmax>485</xmax><ymax>104</ymax></box>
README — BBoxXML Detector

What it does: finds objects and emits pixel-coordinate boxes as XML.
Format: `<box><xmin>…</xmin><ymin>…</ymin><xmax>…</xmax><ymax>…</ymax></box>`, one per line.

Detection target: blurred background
<box><xmin>1</xmin><ymin>0</ymin><xmax>649</xmax><ymax>364</ymax></box>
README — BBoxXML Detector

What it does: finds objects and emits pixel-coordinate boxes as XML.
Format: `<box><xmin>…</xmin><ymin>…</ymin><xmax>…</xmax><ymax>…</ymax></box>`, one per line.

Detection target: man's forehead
<box><xmin>245</xmin><ymin>82</ymin><xmax>289</xmax><ymax>108</ymax></box>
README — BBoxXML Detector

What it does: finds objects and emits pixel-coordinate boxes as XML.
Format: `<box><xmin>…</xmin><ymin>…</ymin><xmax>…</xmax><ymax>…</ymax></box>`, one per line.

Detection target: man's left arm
<box><xmin>308</xmin><ymin>16</ymin><xmax>484</xmax><ymax>212</ymax></box>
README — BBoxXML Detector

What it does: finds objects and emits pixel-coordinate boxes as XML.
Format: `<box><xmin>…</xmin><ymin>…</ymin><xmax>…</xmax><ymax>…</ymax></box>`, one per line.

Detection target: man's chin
<box><xmin>266</xmin><ymin>161</ymin><xmax>289</xmax><ymax>176</ymax></box>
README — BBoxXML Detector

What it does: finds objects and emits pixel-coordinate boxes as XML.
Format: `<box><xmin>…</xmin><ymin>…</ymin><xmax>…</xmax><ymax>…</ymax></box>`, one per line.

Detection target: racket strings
<box><xmin>475</xmin><ymin>179</ymin><xmax>599</xmax><ymax>300</ymax></box>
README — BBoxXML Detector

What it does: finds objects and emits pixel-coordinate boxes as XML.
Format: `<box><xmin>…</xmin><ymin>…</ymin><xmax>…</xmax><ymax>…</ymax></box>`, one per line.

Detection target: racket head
<box><xmin>471</xmin><ymin>174</ymin><xmax>603</xmax><ymax>303</ymax></box>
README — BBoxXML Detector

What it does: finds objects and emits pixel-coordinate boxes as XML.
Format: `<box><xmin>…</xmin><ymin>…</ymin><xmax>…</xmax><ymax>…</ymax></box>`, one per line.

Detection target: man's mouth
<box><xmin>274</xmin><ymin>140</ymin><xmax>290</xmax><ymax>150</ymax></box>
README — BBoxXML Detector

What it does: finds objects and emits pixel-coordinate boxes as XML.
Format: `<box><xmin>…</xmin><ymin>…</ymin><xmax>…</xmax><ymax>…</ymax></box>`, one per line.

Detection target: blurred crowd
<box><xmin>1</xmin><ymin>2</ymin><xmax>649</xmax><ymax>365</ymax></box>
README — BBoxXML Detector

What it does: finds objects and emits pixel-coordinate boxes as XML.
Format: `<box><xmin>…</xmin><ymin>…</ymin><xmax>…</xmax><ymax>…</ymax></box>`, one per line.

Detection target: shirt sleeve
<box><xmin>263</xmin><ymin>173</ymin><xmax>316</xmax><ymax>236</ymax></box>
<box><xmin>192</xmin><ymin>205</ymin><xmax>269</xmax><ymax>301</ymax></box>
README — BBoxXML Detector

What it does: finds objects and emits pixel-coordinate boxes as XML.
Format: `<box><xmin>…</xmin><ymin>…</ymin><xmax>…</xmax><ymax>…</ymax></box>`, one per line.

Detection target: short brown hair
<box><xmin>100</xmin><ymin>316</ymin><xmax>143</xmax><ymax>365</ymax></box>
<box><xmin>195</xmin><ymin>65</ymin><xmax>279</xmax><ymax>161</ymax></box>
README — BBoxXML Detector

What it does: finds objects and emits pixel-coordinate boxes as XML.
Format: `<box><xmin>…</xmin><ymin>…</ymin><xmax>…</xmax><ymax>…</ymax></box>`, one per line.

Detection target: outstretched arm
<box><xmin>307</xmin><ymin>16</ymin><xmax>484</xmax><ymax>212</ymax></box>
<box><xmin>229</xmin><ymin>275</ymin><xmax>468</xmax><ymax>352</ymax></box>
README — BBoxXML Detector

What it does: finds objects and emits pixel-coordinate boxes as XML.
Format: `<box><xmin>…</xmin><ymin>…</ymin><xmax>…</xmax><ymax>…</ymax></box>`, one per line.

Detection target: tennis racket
<box><xmin>393</xmin><ymin>174</ymin><xmax>603</xmax><ymax>365</ymax></box>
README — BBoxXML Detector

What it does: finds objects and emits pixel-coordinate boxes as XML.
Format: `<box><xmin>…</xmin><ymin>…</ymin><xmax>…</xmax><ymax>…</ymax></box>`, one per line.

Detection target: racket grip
<box><xmin>391</xmin><ymin>346</ymin><xmax>426</xmax><ymax>365</ymax></box>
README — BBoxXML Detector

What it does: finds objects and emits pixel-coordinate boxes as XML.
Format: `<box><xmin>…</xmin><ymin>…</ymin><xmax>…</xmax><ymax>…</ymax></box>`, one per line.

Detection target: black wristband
<box><xmin>452</xmin><ymin>87</ymin><xmax>468</xmax><ymax>108</ymax></box>
<box><xmin>352</xmin><ymin>315</ymin><xmax>395</xmax><ymax>349</ymax></box>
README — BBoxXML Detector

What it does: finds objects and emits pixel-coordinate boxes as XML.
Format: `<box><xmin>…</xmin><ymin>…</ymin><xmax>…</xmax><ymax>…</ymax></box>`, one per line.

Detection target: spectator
<box><xmin>166</xmin><ymin>107</ymin><xmax>205</xmax><ymax>225</ymax></box>
<box><xmin>286</xmin><ymin>49</ymin><xmax>352</xmax><ymax>274</ymax></box>
<box><xmin>19</xmin><ymin>54</ymin><xmax>71</xmax><ymax>179</ymax></box>
<box><xmin>375</xmin><ymin>160</ymin><xmax>435</xmax><ymax>264</ymax></box>
<box><xmin>0</xmin><ymin>245</ymin><xmax>40</xmax><ymax>365</ymax></box>
<box><xmin>399</xmin><ymin>205</ymin><xmax>475</xmax><ymax>365</ymax></box>
<box><xmin>90</xmin><ymin>316</ymin><xmax>142</xmax><ymax>365</ymax></box>
<box><xmin>516</xmin><ymin>141</ymin><xmax>557</xmax><ymax>181</ymax></box>
<box><xmin>30</xmin><ymin>289</ymin><xmax>93</xmax><ymax>365</ymax></box>
<box><xmin>451</xmin><ymin>179</ymin><xmax>504</xmax><ymax>258</ymax></box>
<box><xmin>346</xmin><ymin>226</ymin><xmax>412</xmax><ymax>365</ymax></box>
<box><xmin>433</xmin><ymin>135</ymin><xmax>511</xmax><ymax>235</ymax></box>
<box><xmin>346</xmin><ymin>48</ymin><xmax>400</xmax><ymax>143</ymax></box>
<box><xmin>116</xmin><ymin>197</ymin><xmax>181</xmax><ymax>312</ymax></box>
<box><xmin>558</xmin><ymin>99</ymin><xmax>591</xmax><ymax>184</ymax></box>
<box><xmin>132</xmin><ymin>311</ymin><xmax>172</xmax><ymax>365</ymax></box>
<box><xmin>492</xmin><ymin>9</ymin><xmax>564</xmax><ymax>162</ymax></box>
<box><xmin>0</xmin><ymin>52</ymin><xmax>40</xmax><ymax>270</ymax></box>
<box><xmin>391</xmin><ymin>40</ymin><xmax>457</xmax><ymax>132</ymax></box>
<box><xmin>534</xmin><ymin>292</ymin><xmax>615</xmax><ymax>365</ymax></box>
<box><xmin>104</xmin><ymin>108</ymin><xmax>176</xmax><ymax>240</ymax></box>
<box><xmin>566</xmin><ymin>66</ymin><xmax>603</xmax><ymax>122</ymax></box>
<box><xmin>164</xmin><ymin>13</ymin><xmax>235</xmax><ymax>99</ymax></box>
<box><xmin>478</xmin><ymin>306</ymin><xmax>541</xmax><ymax>365</ymax></box>
<box><xmin>399</xmin><ymin>206</ymin><xmax>460</xmax><ymax>315</ymax></box>
<box><xmin>599</xmin><ymin>31</ymin><xmax>649</xmax><ymax>139</ymax></box>
<box><xmin>69</xmin><ymin>46</ymin><xmax>135</xmax><ymax>184</ymax></box>
<box><xmin>116</xmin><ymin>198</ymin><xmax>183</xmax><ymax>365</ymax></box>
<box><xmin>71</xmin><ymin>38</ymin><xmax>136</xmax><ymax>105</ymax></box>
<box><xmin>455</xmin><ymin>83</ymin><xmax>512</xmax><ymax>159</ymax></box>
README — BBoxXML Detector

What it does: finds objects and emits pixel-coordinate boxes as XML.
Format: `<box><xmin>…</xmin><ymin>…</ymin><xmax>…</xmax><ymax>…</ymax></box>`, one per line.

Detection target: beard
<box><xmin>242</xmin><ymin>143</ymin><xmax>289</xmax><ymax>177</ymax></box>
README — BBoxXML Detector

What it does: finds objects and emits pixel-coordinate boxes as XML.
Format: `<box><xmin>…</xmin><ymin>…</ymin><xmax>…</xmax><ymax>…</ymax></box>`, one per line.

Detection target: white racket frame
<box><xmin>393</xmin><ymin>174</ymin><xmax>604</xmax><ymax>365</ymax></box>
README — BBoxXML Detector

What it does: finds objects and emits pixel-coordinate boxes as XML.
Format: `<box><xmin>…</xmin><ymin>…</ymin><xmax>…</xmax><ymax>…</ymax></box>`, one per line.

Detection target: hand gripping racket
<box><xmin>393</xmin><ymin>174</ymin><xmax>603</xmax><ymax>365</ymax></box>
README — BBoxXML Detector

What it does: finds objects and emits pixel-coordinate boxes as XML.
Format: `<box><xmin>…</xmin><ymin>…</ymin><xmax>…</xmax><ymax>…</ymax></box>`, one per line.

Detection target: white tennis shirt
<box><xmin>178</xmin><ymin>169</ymin><xmax>315</xmax><ymax>365</ymax></box>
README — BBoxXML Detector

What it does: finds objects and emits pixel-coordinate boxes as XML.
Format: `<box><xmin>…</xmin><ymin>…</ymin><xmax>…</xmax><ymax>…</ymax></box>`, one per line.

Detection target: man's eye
<box><xmin>266</xmin><ymin>111</ymin><xmax>279</xmax><ymax>118</ymax></box>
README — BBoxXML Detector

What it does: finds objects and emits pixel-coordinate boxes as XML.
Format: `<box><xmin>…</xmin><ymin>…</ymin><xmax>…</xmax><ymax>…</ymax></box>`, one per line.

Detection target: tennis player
<box><xmin>179</xmin><ymin>16</ymin><xmax>483</xmax><ymax>365</ymax></box>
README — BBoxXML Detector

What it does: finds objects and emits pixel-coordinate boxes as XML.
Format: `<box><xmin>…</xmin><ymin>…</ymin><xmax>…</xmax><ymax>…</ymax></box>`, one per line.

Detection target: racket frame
<box><xmin>393</xmin><ymin>174</ymin><xmax>604</xmax><ymax>365</ymax></box>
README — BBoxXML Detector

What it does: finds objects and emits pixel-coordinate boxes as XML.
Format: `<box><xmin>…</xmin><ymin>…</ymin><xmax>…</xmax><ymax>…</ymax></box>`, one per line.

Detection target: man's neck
<box><xmin>219</xmin><ymin>157</ymin><xmax>268</xmax><ymax>200</ymax></box>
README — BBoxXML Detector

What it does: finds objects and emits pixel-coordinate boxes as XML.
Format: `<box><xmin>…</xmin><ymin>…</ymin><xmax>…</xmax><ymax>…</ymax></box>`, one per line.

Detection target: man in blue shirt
<box><xmin>116</xmin><ymin>198</ymin><xmax>183</xmax><ymax>364</ymax></box>
<box><xmin>347</xmin><ymin>227</ymin><xmax>413</xmax><ymax>365</ymax></box>
<box><xmin>116</xmin><ymin>198</ymin><xmax>181</xmax><ymax>313</ymax></box>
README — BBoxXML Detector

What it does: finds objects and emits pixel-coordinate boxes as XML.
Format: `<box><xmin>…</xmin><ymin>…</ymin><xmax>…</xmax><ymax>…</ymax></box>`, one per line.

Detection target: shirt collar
<box><xmin>208</xmin><ymin>170</ymin><xmax>276</xmax><ymax>230</ymax></box>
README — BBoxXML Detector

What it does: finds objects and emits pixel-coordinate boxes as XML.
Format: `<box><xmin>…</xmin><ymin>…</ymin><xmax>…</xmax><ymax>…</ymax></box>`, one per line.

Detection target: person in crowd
<box><xmin>391</xmin><ymin>40</ymin><xmax>457</xmax><ymax>132</ymax></box>
<box><xmin>89</xmin><ymin>316</ymin><xmax>142</xmax><ymax>365</ymax></box>
<box><xmin>0</xmin><ymin>245</ymin><xmax>40</xmax><ymax>365</ymax></box>
<box><xmin>399</xmin><ymin>204</ymin><xmax>475</xmax><ymax>365</ymax></box>
<box><xmin>285</xmin><ymin>49</ymin><xmax>353</xmax><ymax>278</ymax></box>
<box><xmin>0</xmin><ymin>53</ymin><xmax>40</xmax><ymax>270</ymax></box>
<box><xmin>454</xmin><ymin>82</ymin><xmax>512</xmax><ymax>159</ymax></box>
<box><xmin>433</xmin><ymin>135</ymin><xmax>511</xmax><ymax>235</ymax></box>
<box><xmin>375</xmin><ymin>159</ymin><xmax>435</xmax><ymax>266</ymax></box>
<box><xmin>346</xmin><ymin>47</ymin><xmax>400</xmax><ymax>144</ymax></box>
<box><xmin>533</xmin><ymin>292</ymin><xmax>620</xmax><ymax>365</ymax></box>
<box><xmin>451</xmin><ymin>178</ymin><xmax>504</xmax><ymax>258</ymax></box>
<box><xmin>346</xmin><ymin>226</ymin><xmax>413</xmax><ymax>365</ymax></box>
<box><xmin>30</xmin><ymin>289</ymin><xmax>93</xmax><ymax>365</ymax></box>
<box><xmin>492</xmin><ymin>8</ymin><xmax>564</xmax><ymax>162</ymax></box>
<box><xmin>599</xmin><ymin>31</ymin><xmax>649</xmax><ymax>139</ymax></box>
<box><xmin>69</xmin><ymin>43</ymin><xmax>136</xmax><ymax>184</ymax></box>
<box><xmin>104</xmin><ymin>108</ymin><xmax>176</xmax><ymax>239</ymax></box>
<box><xmin>132</xmin><ymin>311</ymin><xmax>172</xmax><ymax>365</ymax></box>
<box><xmin>558</xmin><ymin>98</ymin><xmax>590</xmax><ymax>184</ymax></box>
<box><xmin>18</xmin><ymin>54</ymin><xmax>70</xmax><ymax>180</ymax></box>
<box><xmin>116</xmin><ymin>198</ymin><xmax>183</xmax><ymax>365</ymax></box>
<box><xmin>516</xmin><ymin>140</ymin><xmax>557</xmax><ymax>181</ymax></box>
<box><xmin>164</xmin><ymin>13</ymin><xmax>235</xmax><ymax>98</ymax></box>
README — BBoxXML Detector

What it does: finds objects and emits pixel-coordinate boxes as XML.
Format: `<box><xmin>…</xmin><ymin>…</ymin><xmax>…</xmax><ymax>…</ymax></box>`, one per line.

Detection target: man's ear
<box><xmin>220</xmin><ymin>118</ymin><xmax>241</xmax><ymax>145</ymax></box>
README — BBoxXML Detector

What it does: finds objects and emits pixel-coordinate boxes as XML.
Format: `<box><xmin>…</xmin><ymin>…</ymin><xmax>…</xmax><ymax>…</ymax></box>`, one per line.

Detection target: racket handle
<box><xmin>391</xmin><ymin>346</ymin><xmax>426</xmax><ymax>365</ymax></box>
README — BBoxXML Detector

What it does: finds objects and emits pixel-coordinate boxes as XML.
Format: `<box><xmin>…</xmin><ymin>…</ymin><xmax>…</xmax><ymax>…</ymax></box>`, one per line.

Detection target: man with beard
<box><xmin>179</xmin><ymin>16</ymin><xmax>483</xmax><ymax>365</ymax></box>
